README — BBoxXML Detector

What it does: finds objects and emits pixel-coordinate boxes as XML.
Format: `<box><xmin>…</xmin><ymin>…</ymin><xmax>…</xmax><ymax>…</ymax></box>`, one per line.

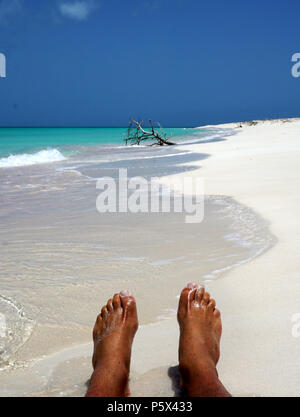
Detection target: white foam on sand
<box><xmin>0</xmin><ymin>149</ymin><xmax>66</xmax><ymax>168</ymax></box>
<box><xmin>0</xmin><ymin>294</ymin><xmax>34</xmax><ymax>370</ymax></box>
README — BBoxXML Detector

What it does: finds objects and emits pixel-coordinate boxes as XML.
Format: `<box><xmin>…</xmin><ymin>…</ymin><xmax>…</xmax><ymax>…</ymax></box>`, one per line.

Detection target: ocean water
<box><xmin>0</xmin><ymin>127</ymin><xmax>201</xmax><ymax>163</ymax></box>
<box><xmin>0</xmin><ymin>126</ymin><xmax>275</xmax><ymax>395</ymax></box>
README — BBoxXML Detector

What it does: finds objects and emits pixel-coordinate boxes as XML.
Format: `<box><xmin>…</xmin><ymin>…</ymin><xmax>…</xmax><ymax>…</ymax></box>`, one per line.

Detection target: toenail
<box><xmin>187</xmin><ymin>282</ymin><xmax>196</xmax><ymax>289</ymax></box>
<box><xmin>120</xmin><ymin>290</ymin><xmax>131</xmax><ymax>297</ymax></box>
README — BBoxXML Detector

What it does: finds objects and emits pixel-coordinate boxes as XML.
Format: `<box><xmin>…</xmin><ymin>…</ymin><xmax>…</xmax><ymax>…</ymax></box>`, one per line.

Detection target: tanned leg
<box><xmin>177</xmin><ymin>283</ymin><xmax>231</xmax><ymax>397</ymax></box>
<box><xmin>86</xmin><ymin>290</ymin><xmax>138</xmax><ymax>397</ymax></box>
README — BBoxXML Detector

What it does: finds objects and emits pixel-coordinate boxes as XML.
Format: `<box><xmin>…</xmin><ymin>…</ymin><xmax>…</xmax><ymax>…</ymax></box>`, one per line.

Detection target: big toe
<box><xmin>178</xmin><ymin>283</ymin><xmax>197</xmax><ymax>319</ymax></box>
<box><xmin>119</xmin><ymin>290</ymin><xmax>138</xmax><ymax>326</ymax></box>
<box><xmin>194</xmin><ymin>286</ymin><xmax>205</xmax><ymax>305</ymax></box>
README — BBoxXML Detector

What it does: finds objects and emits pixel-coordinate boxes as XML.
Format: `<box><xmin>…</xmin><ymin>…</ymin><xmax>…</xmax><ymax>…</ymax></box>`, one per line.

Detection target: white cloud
<box><xmin>0</xmin><ymin>0</ymin><xmax>22</xmax><ymax>25</ymax></box>
<box><xmin>59</xmin><ymin>1</ymin><xmax>96</xmax><ymax>21</ymax></box>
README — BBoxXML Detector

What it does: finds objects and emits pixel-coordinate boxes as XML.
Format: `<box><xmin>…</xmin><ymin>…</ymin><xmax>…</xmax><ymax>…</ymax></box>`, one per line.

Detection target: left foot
<box><xmin>86</xmin><ymin>290</ymin><xmax>138</xmax><ymax>397</ymax></box>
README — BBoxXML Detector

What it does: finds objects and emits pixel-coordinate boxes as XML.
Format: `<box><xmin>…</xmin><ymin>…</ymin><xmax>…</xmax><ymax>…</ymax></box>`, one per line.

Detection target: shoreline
<box><xmin>1</xmin><ymin>118</ymin><xmax>299</xmax><ymax>396</ymax></box>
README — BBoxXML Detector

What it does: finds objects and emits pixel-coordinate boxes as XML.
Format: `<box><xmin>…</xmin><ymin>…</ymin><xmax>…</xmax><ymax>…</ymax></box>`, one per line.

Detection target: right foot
<box><xmin>177</xmin><ymin>283</ymin><xmax>231</xmax><ymax>397</ymax></box>
<box><xmin>86</xmin><ymin>290</ymin><xmax>138</xmax><ymax>397</ymax></box>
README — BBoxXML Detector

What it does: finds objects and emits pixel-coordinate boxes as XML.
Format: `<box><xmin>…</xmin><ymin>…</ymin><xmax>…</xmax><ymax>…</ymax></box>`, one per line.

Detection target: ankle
<box><xmin>86</xmin><ymin>365</ymin><xmax>129</xmax><ymax>397</ymax></box>
<box><xmin>179</xmin><ymin>360</ymin><xmax>232</xmax><ymax>397</ymax></box>
<box><xmin>179</xmin><ymin>357</ymin><xmax>219</xmax><ymax>392</ymax></box>
<box><xmin>179</xmin><ymin>354</ymin><xmax>217</xmax><ymax>377</ymax></box>
<box><xmin>93</xmin><ymin>342</ymin><xmax>132</xmax><ymax>372</ymax></box>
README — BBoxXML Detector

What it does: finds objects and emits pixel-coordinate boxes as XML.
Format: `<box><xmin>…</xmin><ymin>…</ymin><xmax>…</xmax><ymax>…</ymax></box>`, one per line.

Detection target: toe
<box><xmin>93</xmin><ymin>314</ymin><xmax>103</xmax><ymax>339</ymax></box>
<box><xmin>201</xmin><ymin>291</ymin><xmax>210</xmax><ymax>308</ymax></box>
<box><xmin>101</xmin><ymin>305</ymin><xmax>108</xmax><ymax>322</ymax></box>
<box><xmin>208</xmin><ymin>298</ymin><xmax>216</xmax><ymax>311</ymax></box>
<box><xmin>119</xmin><ymin>290</ymin><xmax>138</xmax><ymax>326</ymax></box>
<box><xmin>178</xmin><ymin>287</ymin><xmax>190</xmax><ymax>313</ymax></box>
<box><xmin>214</xmin><ymin>308</ymin><xmax>221</xmax><ymax>318</ymax></box>
<box><xmin>178</xmin><ymin>283</ymin><xmax>197</xmax><ymax>314</ymax></box>
<box><xmin>186</xmin><ymin>282</ymin><xmax>197</xmax><ymax>290</ymax></box>
<box><xmin>186</xmin><ymin>283</ymin><xmax>198</xmax><ymax>308</ymax></box>
<box><xmin>119</xmin><ymin>290</ymin><xmax>136</xmax><ymax>316</ymax></box>
<box><xmin>107</xmin><ymin>298</ymin><xmax>113</xmax><ymax>312</ymax></box>
<box><xmin>194</xmin><ymin>286</ymin><xmax>205</xmax><ymax>304</ymax></box>
<box><xmin>112</xmin><ymin>293</ymin><xmax>121</xmax><ymax>309</ymax></box>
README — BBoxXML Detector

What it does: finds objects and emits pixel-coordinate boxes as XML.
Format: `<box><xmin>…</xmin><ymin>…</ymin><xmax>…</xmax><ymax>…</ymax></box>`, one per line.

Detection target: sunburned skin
<box><xmin>86</xmin><ymin>284</ymin><xmax>231</xmax><ymax>397</ymax></box>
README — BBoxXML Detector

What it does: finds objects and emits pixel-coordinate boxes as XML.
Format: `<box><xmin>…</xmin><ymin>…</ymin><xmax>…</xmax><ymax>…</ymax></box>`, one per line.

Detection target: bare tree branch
<box><xmin>124</xmin><ymin>119</ymin><xmax>175</xmax><ymax>146</ymax></box>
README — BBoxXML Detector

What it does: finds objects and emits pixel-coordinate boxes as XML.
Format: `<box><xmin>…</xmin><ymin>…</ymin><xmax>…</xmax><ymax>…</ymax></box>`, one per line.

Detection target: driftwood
<box><xmin>124</xmin><ymin>119</ymin><xmax>175</xmax><ymax>146</ymax></box>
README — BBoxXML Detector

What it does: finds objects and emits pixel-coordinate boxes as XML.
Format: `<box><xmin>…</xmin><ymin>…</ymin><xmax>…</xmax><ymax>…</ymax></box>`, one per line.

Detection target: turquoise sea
<box><xmin>0</xmin><ymin>127</ymin><xmax>198</xmax><ymax>161</ymax></box>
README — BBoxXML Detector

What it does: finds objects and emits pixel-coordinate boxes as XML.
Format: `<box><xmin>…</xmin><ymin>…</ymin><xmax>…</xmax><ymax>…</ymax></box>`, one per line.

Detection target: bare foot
<box><xmin>177</xmin><ymin>283</ymin><xmax>231</xmax><ymax>397</ymax></box>
<box><xmin>86</xmin><ymin>290</ymin><xmax>138</xmax><ymax>397</ymax></box>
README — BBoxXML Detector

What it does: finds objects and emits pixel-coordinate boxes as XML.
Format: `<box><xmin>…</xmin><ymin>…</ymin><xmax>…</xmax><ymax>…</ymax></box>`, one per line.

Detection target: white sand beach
<box><xmin>1</xmin><ymin>118</ymin><xmax>300</xmax><ymax>397</ymax></box>
<box><xmin>144</xmin><ymin>118</ymin><xmax>300</xmax><ymax>396</ymax></box>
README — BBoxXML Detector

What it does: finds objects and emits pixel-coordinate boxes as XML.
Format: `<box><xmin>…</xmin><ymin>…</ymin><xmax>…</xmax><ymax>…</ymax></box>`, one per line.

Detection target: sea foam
<box><xmin>0</xmin><ymin>148</ymin><xmax>66</xmax><ymax>168</ymax></box>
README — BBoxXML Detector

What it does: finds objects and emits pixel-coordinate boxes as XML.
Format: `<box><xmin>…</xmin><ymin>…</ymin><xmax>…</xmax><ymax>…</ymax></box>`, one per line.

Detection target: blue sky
<box><xmin>0</xmin><ymin>0</ymin><xmax>299</xmax><ymax>127</ymax></box>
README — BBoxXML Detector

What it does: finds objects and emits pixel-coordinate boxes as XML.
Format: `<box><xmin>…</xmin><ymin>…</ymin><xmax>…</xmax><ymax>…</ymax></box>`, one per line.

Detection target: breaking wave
<box><xmin>0</xmin><ymin>149</ymin><xmax>66</xmax><ymax>168</ymax></box>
